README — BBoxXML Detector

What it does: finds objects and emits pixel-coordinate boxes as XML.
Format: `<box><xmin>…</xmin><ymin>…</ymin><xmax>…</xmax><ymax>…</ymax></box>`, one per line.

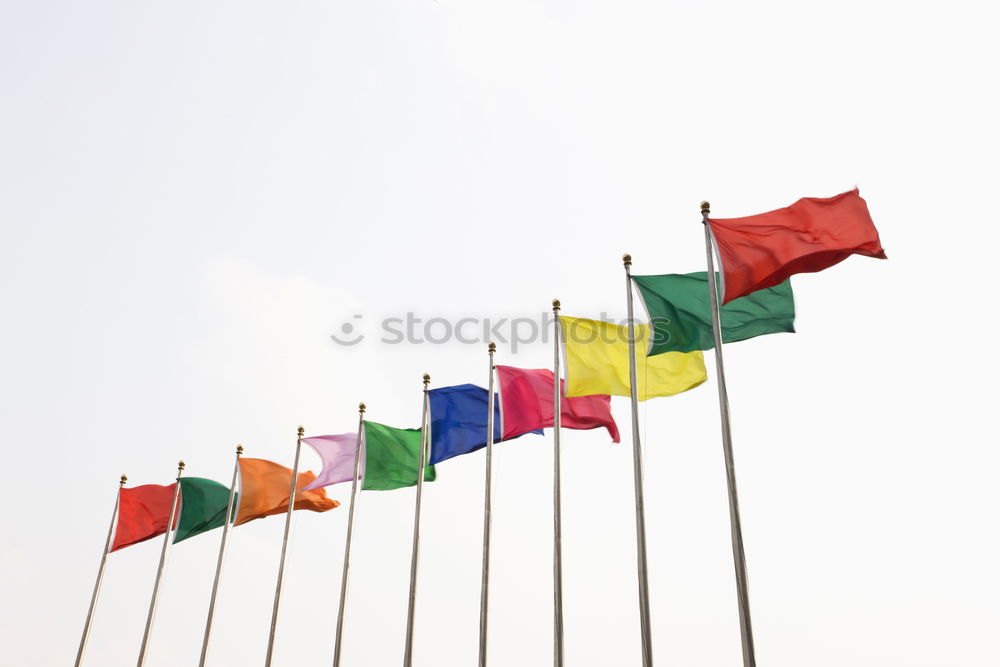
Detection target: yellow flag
<box><xmin>559</xmin><ymin>316</ymin><xmax>707</xmax><ymax>400</ymax></box>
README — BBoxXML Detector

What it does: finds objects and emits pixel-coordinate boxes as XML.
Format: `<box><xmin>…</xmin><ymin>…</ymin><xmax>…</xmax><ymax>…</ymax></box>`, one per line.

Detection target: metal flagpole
<box><xmin>136</xmin><ymin>461</ymin><xmax>185</xmax><ymax>667</ymax></box>
<box><xmin>75</xmin><ymin>473</ymin><xmax>127</xmax><ymax>667</ymax></box>
<box><xmin>403</xmin><ymin>374</ymin><xmax>431</xmax><ymax>667</ymax></box>
<box><xmin>551</xmin><ymin>299</ymin><xmax>565</xmax><ymax>667</ymax></box>
<box><xmin>332</xmin><ymin>403</ymin><xmax>367</xmax><ymax>667</ymax></box>
<box><xmin>198</xmin><ymin>445</ymin><xmax>243</xmax><ymax>667</ymax></box>
<box><xmin>478</xmin><ymin>342</ymin><xmax>497</xmax><ymax>667</ymax></box>
<box><xmin>264</xmin><ymin>427</ymin><xmax>305</xmax><ymax>667</ymax></box>
<box><xmin>623</xmin><ymin>254</ymin><xmax>654</xmax><ymax>667</ymax></box>
<box><xmin>701</xmin><ymin>201</ymin><xmax>757</xmax><ymax>667</ymax></box>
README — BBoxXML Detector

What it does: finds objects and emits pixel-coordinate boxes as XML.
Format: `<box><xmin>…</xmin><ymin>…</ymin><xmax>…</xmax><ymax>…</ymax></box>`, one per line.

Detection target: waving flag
<box><xmin>707</xmin><ymin>188</ymin><xmax>886</xmax><ymax>303</ymax></box>
<box><xmin>174</xmin><ymin>477</ymin><xmax>235</xmax><ymax>543</ymax></box>
<box><xmin>235</xmin><ymin>458</ymin><xmax>338</xmax><ymax>525</ymax></box>
<box><xmin>363</xmin><ymin>421</ymin><xmax>436</xmax><ymax>491</ymax></box>
<box><xmin>632</xmin><ymin>272</ymin><xmax>795</xmax><ymax>354</ymax></box>
<box><xmin>428</xmin><ymin>384</ymin><xmax>542</xmax><ymax>465</ymax></box>
<box><xmin>559</xmin><ymin>316</ymin><xmax>706</xmax><ymax>400</ymax></box>
<box><xmin>302</xmin><ymin>434</ymin><xmax>360</xmax><ymax>491</ymax></box>
<box><xmin>497</xmin><ymin>366</ymin><xmax>620</xmax><ymax>442</ymax></box>
<box><xmin>111</xmin><ymin>483</ymin><xmax>178</xmax><ymax>551</ymax></box>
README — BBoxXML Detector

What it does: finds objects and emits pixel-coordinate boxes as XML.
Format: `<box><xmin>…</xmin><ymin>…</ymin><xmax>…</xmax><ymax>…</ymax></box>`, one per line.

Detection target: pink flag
<box><xmin>497</xmin><ymin>366</ymin><xmax>621</xmax><ymax>443</ymax></box>
<box><xmin>301</xmin><ymin>433</ymin><xmax>361</xmax><ymax>491</ymax></box>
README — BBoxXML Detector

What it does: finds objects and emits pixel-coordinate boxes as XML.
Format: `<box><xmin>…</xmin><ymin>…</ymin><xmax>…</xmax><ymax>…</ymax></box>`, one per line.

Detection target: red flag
<box><xmin>497</xmin><ymin>365</ymin><xmax>621</xmax><ymax>442</ymax></box>
<box><xmin>708</xmin><ymin>189</ymin><xmax>886</xmax><ymax>303</ymax></box>
<box><xmin>111</xmin><ymin>483</ymin><xmax>178</xmax><ymax>552</ymax></box>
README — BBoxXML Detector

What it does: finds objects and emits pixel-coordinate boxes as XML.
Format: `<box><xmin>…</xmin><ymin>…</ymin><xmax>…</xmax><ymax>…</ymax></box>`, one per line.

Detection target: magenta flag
<box><xmin>301</xmin><ymin>433</ymin><xmax>361</xmax><ymax>491</ymax></box>
<box><xmin>497</xmin><ymin>366</ymin><xmax>621</xmax><ymax>443</ymax></box>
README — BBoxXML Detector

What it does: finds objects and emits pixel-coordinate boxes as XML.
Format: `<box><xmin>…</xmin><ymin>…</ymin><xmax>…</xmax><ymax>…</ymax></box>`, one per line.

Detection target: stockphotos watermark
<box><xmin>330</xmin><ymin>312</ymin><xmax>646</xmax><ymax>352</ymax></box>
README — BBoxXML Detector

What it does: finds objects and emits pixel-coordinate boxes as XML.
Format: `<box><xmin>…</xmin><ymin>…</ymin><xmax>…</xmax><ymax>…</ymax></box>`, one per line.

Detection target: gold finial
<box><xmin>120</xmin><ymin>474</ymin><xmax>128</xmax><ymax>486</ymax></box>
<box><xmin>552</xmin><ymin>298</ymin><xmax>561</xmax><ymax>312</ymax></box>
<box><xmin>488</xmin><ymin>341</ymin><xmax>496</xmax><ymax>353</ymax></box>
<box><xmin>700</xmin><ymin>201</ymin><xmax>711</xmax><ymax>214</ymax></box>
<box><xmin>297</xmin><ymin>425</ymin><xmax>305</xmax><ymax>437</ymax></box>
<box><xmin>359</xmin><ymin>402</ymin><xmax>366</xmax><ymax>414</ymax></box>
<box><xmin>236</xmin><ymin>444</ymin><xmax>244</xmax><ymax>456</ymax></box>
<box><xmin>423</xmin><ymin>373</ymin><xmax>431</xmax><ymax>387</ymax></box>
<box><xmin>622</xmin><ymin>253</ymin><xmax>632</xmax><ymax>267</ymax></box>
<box><xmin>178</xmin><ymin>460</ymin><xmax>186</xmax><ymax>470</ymax></box>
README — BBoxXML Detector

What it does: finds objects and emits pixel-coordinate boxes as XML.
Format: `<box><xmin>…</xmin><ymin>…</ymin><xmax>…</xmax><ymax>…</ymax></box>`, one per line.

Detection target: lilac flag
<box><xmin>301</xmin><ymin>433</ymin><xmax>361</xmax><ymax>491</ymax></box>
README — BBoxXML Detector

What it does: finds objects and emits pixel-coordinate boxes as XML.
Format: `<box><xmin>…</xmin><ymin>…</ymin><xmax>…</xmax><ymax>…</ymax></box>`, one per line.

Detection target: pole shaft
<box><xmin>625</xmin><ymin>261</ymin><xmax>654</xmax><ymax>667</ymax></box>
<box><xmin>403</xmin><ymin>383</ymin><xmax>431</xmax><ymax>667</ymax></box>
<box><xmin>264</xmin><ymin>434</ymin><xmax>304</xmax><ymax>667</ymax></box>
<box><xmin>703</xmin><ymin>217</ymin><xmax>757</xmax><ymax>667</ymax></box>
<box><xmin>332</xmin><ymin>411</ymin><xmax>366</xmax><ymax>667</ymax></box>
<box><xmin>137</xmin><ymin>465</ymin><xmax>184</xmax><ymax>667</ymax></box>
<box><xmin>552</xmin><ymin>306</ymin><xmax>564</xmax><ymax>667</ymax></box>
<box><xmin>478</xmin><ymin>347</ymin><xmax>496</xmax><ymax>667</ymax></box>
<box><xmin>198</xmin><ymin>449</ymin><xmax>242</xmax><ymax>667</ymax></box>
<box><xmin>75</xmin><ymin>479</ymin><xmax>124</xmax><ymax>667</ymax></box>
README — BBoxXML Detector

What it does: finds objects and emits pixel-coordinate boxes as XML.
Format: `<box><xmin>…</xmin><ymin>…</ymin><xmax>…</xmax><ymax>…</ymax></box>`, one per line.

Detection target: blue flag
<box><xmin>429</xmin><ymin>384</ymin><xmax>541</xmax><ymax>465</ymax></box>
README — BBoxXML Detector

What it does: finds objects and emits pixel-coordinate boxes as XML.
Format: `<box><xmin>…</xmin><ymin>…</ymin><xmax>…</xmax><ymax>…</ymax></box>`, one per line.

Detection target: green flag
<box><xmin>175</xmin><ymin>477</ymin><xmax>236</xmax><ymax>543</ymax></box>
<box><xmin>363</xmin><ymin>421</ymin><xmax>436</xmax><ymax>491</ymax></box>
<box><xmin>632</xmin><ymin>272</ymin><xmax>795</xmax><ymax>355</ymax></box>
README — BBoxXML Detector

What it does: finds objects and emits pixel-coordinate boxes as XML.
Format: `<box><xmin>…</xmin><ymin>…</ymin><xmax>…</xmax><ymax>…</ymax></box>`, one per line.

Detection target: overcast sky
<box><xmin>1</xmin><ymin>1</ymin><xmax>998</xmax><ymax>665</ymax></box>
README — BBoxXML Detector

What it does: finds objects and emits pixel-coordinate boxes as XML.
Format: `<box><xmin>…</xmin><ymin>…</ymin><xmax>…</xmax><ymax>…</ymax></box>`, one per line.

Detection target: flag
<box><xmin>363</xmin><ymin>421</ymin><xmax>436</xmax><ymax>491</ymax></box>
<box><xmin>235</xmin><ymin>458</ymin><xmax>339</xmax><ymax>526</ymax></box>
<box><xmin>428</xmin><ymin>384</ymin><xmax>542</xmax><ymax>465</ymax></box>
<box><xmin>632</xmin><ymin>272</ymin><xmax>795</xmax><ymax>354</ymax></box>
<box><xmin>707</xmin><ymin>188</ymin><xmax>886</xmax><ymax>303</ymax></box>
<box><xmin>559</xmin><ymin>316</ymin><xmax>707</xmax><ymax>400</ymax></box>
<box><xmin>496</xmin><ymin>366</ymin><xmax>621</xmax><ymax>442</ymax></box>
<box><xmin>174</xmin><ymin>477</ymin><xmax>236</xmax><ymax>544</ymax></box>
<box><xmin>301</xmin><ymin>434</ymin><xmax>360</xmax><ymax>491</ymax></box>
<box><xmin>111</xmin><ymin>483</ymin><xmax>178</xmax><ymax>552</ymax></box>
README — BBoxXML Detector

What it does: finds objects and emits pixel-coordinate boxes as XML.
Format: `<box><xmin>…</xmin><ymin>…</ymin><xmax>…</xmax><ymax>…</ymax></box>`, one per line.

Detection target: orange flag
<box><xmin>236</xmin><ymin>458</ymin><xmax>339</xmax><ymax>525</ymax></box>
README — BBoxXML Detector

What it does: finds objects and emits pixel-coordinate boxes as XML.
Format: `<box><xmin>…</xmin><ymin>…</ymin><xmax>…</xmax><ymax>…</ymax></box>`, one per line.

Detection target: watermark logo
<box><xmin>330</xmin><ymin>314</ymin><xmax>365</xmax><ymax>346</ymax></box>
<box><xmin>330</xmin><ymin>312</ymin><xmax>665</xmax><ymax>352</ymax></box>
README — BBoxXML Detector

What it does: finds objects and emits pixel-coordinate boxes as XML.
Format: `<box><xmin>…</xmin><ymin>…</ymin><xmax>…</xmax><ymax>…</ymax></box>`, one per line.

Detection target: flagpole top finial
<box><xmin>297</xmin><ymin>426</ymin><xmax>305</xmax><ymax>437</ymax></box>
<box><xmin>622</xmin><ymin>253</ymin><xmax>632</xmax><ymax>267</ymax></box>
<box><xmin>423</xmin><ymin>373</ymin><xmax>431</xmax><ymax>387</ymax></box>
<box><xmin>700</xmin><ymin>201</ymin><xmax>711</xmax><ymax>214</ymax></box>
<box><xmin>120</xmin><ymin>474</ymin><xmax>128</xmax><ymax>485</ymax></box>
<box><xmin>552</xmin><ymin>298</ymin><xmax>561</xmax><ymax>312</ymax></box>
<box><xmin>488</xmin><ymin>341</ymin><xmax>496</xmax><ymax>353</ymax></box>
<box><xmin>236</xmin><ymin>444</ymin><xmax>244</xmax><ymax>455</ymax></box>
<box><xmin>178</xmin><ymin>460</ymin><xmax>186</xmax><ymax>471</ymax></box>
<box><xmin>359</xmin><ymin>402</ymin><xmax>366</xmax><ymax>414</ymax></box>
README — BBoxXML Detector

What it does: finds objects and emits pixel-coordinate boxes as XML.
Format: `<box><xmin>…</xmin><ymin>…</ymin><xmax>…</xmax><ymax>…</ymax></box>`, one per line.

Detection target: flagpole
<box><xmin>136</xmin><ymin>461</ymin><xmax>185</xmax><ymax>667</ymax></box>
<box><xmin>478</xmin><ymin>342</ymin><xmax>497</xmax><ymax>667</ymax></box>
<box><xmin>551</xmin><ymin>299</ymin><xmax>565</xmax><ymax>667</ymax></box>
<box><xmin>332</xmin><ymin>403</ymin><xmax>367</xmax><ymax>667</ymax></box>
<box><xmin>623</xmin><ymin>254</ymin><xmax>654</xmax><ymax>667</ymax></box>
<box><xmin>75</xmin><ymin>473</ymin><xmax>127</xmax><ymax>667</ymax></box>
<box><xmin>198</xmin><ymin>445</ymin><xmax>243</xmax><ymax>667</ymax></box>
<box><xmin>264</xmin><ymin>426</ymin><xmax>305</xmax><ymax>667</ymax></box>
<box><xmin>701</xmin><ymin>201</ymin><xmax>757</xmax><ymax>667</ymax></box>
<box><xmin>403</xmin><ymin>374</ymin><xmax>431</xmax><ymax>667</ymax></box>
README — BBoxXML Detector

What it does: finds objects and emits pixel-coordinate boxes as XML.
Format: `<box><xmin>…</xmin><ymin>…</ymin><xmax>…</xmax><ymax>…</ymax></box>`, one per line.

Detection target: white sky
<box><xmin>1</xmin><ymin>1</ymin><xmax>997</xmax><ymax>665</ymax></box>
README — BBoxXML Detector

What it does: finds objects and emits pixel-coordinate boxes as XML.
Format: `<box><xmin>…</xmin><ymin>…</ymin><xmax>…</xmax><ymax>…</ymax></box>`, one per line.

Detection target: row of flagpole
<box><xmin>333</xmin><ymin>405</ymin><xmax>366</xmax><ymax>667</ymax></box>
<box><xmin>403</xmin><ymin>375</ymin><xmax>432</xmax><ymax>666</ymax></box>
<box><xmin>703</xmin><ymin>201</ymin><xmax>756</xmax><ymax>666</ymax></box>
<box><xmin>551</xmin><ymin>299</ymin><xmax>565</xmax><ymax>667</ymax></box>
<box><xmin>76</xmin><ymin>204</ymin><xmax>758</xmax><ymax>667</ymax></box>
<box><xmin>624</xmin><ymin>255</ymin><xmax>655</xmax><ymax>667</ymax></box>
<box><xmin>479</xmin><ymin>344</ymin><xmax>496</xmax><ymax>667</ymax></box>
<box><xmin>200</xmin><ymin>445</ymin><xmax>241</xmax><ymax>665</ymax></box>
<box><xmin>74</xmin><ymin>474</ymin><xmax>126</xmax><ymax>667</ymax></box>
<box><xmin>138</xmin><ymin>461</ymin><xmax>184</xmax><ymax>667</ymax></box>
